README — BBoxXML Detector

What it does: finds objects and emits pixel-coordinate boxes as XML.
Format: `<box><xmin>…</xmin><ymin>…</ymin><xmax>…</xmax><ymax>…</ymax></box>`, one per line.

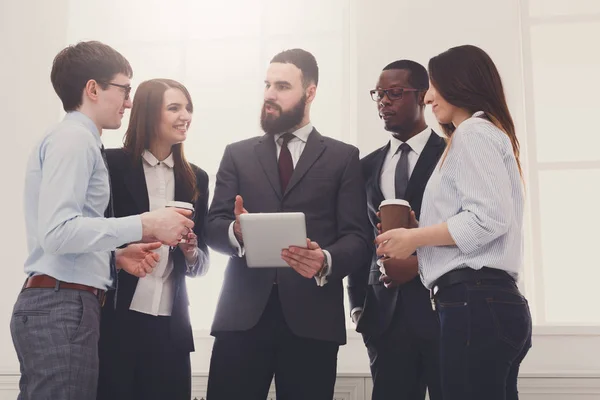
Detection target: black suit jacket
<box><xmin>206</xmin><ymin>129</ymin><xmax>372</xmax><ymax>345</ymax></box>
<box><xmin>347</xmin><ymin>132</ymin><xmax>446</xmax><ymax>338</ymax></box>
<box><xmin>99</xmin><ymin>148</ymin><xmax>210</xmax><ymax>353</ymax></box>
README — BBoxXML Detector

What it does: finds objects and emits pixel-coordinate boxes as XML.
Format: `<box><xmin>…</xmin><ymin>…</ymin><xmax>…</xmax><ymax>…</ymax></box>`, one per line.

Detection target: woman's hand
<box><xmin>375</xmin><ymin>228</ymin><xmax>418</xmax><ymax>260</ymax></box>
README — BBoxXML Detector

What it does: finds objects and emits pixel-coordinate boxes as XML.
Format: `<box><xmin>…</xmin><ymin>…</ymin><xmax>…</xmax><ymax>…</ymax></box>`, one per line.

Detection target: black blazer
<box><xmin>347</xmin><ymin>132</ymin><xmax>446</xmax><ymax>338</ymax></box>
<box><xmin>206</xmin><ymin>129</ymin><xmax>372</xmax><ymax>345</ymax></box>
<box><xmin>100</xmin><ymin>148</ymin><xmax>209</xmax><ymax>353</ymax></box>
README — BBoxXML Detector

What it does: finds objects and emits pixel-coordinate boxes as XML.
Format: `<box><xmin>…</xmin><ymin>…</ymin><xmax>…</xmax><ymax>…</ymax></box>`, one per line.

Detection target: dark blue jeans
<box><xmin>435</xmin><ymin>279</ymin><xmax>532</xmax><ymax>400</ymax></box>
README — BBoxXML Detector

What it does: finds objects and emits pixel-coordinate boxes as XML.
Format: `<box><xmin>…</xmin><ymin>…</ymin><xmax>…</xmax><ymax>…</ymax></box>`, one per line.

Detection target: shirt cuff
<box><xmin>113</xmin><ymin>215</ymin><xmax>143</xmax><ymax>244</ymax></box>
<box><xmin>351</xmin><ymin>307</ymin><xmax>363</xmax><ymax>325</ymax></box>
<box><xmin>186</xmin><ymin>247</ymin><xmax>210</xmax><ymax>276</ymax></box>
<box><xmin>185</xmin><ymin>248</ymin><xmax>199</xmax><ymax>273</ymax></box>
<box><xmin>314</xmin><ymin>249</ymin><xmax>332</xmax><ymax>287</ymax></box>
<box><xmin>228</xmin><ymin>221</ymin><xmax>245</xmax><ymax>257</ymax></box>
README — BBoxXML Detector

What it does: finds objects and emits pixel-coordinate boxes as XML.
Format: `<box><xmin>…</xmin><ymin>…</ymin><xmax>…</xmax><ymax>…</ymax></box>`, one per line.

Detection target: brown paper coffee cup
<box><xmin>379</xmin><ymin>199</ymin><xmax>411</xmax><ymax>232</ymax></box>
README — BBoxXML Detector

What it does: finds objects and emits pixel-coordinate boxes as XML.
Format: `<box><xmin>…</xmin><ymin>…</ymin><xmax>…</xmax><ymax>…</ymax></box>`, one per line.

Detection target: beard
<box><xmin>260</xmin><ymin>95</ymin><xmax>307</xmax><ymax>135</ymax></box>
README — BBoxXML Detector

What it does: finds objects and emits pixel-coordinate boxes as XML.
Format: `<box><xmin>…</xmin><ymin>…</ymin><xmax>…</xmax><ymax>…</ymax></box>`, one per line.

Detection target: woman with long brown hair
<box><xmin>97</xmin><ymin>78</ymin><xmax>210</xmax><ymax>400</ymax></box>
<box><xmin>375</xmin><ymin>45</ymin><xmax>531</xmax><ymax>400</ymax></box>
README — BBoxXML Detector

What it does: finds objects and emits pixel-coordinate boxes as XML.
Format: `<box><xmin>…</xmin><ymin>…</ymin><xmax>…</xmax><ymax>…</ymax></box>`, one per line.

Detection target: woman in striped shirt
<box><xmin>375</xmin><ymin>45</ymin><xmax>532</xmax><ymax>400</ymax></box>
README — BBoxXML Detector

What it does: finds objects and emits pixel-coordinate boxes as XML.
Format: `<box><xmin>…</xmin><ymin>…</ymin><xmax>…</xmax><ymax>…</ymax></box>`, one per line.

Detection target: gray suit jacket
<box><xmin>206</xmin><ymin>129</ymin><xmax>372</xmax><ymax>344</ymax></box>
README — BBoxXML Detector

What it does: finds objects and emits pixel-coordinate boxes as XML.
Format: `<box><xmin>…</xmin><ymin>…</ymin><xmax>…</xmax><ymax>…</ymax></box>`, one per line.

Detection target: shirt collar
<box><xmin>64</xmin><ymin>111</ymin><xmax>102</xmax><ymax>149</ymax></box>
<box><xmin>274</xmin><ymin>122</ymin><xmax>314</xmax><ymax>144</ymax></box>
<box><xmin>389</xmin><ymin>126</ymin><xmax>431</xmax><ymax>156</ymax></box>
<box><xmin>142</xmin><ymin>150</ymin><xmax>175</xmax><ymax>168</ymax></box>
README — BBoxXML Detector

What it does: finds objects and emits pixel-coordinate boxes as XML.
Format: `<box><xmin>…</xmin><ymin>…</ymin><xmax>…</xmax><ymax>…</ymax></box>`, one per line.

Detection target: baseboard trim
<box><xmin>1</xmin><ymin>374</ymin><xmax>599</xmax><ymax>399</ymax></box>
<box><xmin>518</xmin><ymin>377</ymin><xmax>600</xmax><ymax>394</ymax></box>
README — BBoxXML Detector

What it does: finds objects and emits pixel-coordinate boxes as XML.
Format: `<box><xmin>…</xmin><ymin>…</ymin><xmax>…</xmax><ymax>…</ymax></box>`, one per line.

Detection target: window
<box><xmin>522</xmin><ymin>0</ymin><xmax>600</xmax><ymax>324</ymax></box>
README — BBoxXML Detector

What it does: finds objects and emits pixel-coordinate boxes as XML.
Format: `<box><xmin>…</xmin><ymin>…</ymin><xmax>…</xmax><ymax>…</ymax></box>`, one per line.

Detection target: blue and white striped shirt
<box><xmin>417</xmin><ymin>111</ymin><xmax>524</xmax><ymax>289</ymax></box>
<box><xmin>23</xmin><ymin>111</ymin><xmax>142</xmax><ymax>290</ymax></box>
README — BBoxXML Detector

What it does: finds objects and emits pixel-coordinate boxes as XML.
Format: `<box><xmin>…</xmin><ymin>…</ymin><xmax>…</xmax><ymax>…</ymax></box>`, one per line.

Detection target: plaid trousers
<box><xmin>10</xmin><ymin>287</ymin><xmax>101</xmax><ymax>400</ymax></box>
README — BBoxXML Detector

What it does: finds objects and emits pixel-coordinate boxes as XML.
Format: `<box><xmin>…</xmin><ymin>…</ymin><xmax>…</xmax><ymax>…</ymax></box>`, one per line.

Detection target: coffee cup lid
<box><xmin>165</xmin><ymin>201</ymin><xmax>194</xmax><ymax>211</ymax></box>
<box><xmin>379</xmin><ymin>199</ymin><xmax>411</xmax><ymax>210</ymax></box>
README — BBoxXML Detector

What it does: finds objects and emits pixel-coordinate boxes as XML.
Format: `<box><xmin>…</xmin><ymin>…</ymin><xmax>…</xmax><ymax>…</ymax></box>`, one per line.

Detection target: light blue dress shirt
<box><xmin>23</xmin><ymin>111</ymin><xmax>142</xmax><ymax>290</ymax></box>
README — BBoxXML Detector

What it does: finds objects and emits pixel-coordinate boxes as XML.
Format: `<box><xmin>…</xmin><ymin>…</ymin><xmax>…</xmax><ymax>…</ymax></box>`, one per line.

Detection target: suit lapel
<box><xmin>124</xmin><ymin>162</ymin><xmax>150</xmax><ymax>213</ymax></box>
<box><xmin>174</xmin><ymin>170</ymin><xmax>187</xmax><ymax>202</ymax></box>
<box><xmin>371</xmin><ymin>143</ymin><xmax>389</xmax><ymax>202</ymax></box>
<box><xmin>255</xmin><ymin>134</ymin><xmax>283</xmax><ymax>200</ymax></box>
<box><xmin>365</xmin><ymin>143</ymin><xmax>389</xmax><ymax>226</ymax></box>
<box><xmin>284</xmin><ymin>129</ymin><xmax>326</xmax><ymax>197</ymax></box>
<box><xmin>404</xmin><ymin>131</ymin><xmax>446</xmax><ymax>204</ymax></box>
<box><xmin>172</xmin><ymin>168</ymin><xmax>185</xmax><ymax>282</ymax></box>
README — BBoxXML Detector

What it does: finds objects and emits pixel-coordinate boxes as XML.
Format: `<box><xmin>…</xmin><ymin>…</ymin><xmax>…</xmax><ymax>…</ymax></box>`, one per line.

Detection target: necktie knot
<box><xmin>397</xmin><ymin>142</ymin><xmax>411</xmax><ymax>154</ymax></box>
<box><xmin>281</xmin><ymin>133</ymin><xmax>295</xmax><ymax>146</ymax></box>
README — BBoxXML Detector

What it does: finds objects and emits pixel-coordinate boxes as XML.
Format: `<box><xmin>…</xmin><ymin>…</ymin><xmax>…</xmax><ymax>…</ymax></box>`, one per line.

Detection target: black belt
<box><xmin>429</xmin><ymin>267</ymin><xmax>515</xmax><ymax>310</ymax></box>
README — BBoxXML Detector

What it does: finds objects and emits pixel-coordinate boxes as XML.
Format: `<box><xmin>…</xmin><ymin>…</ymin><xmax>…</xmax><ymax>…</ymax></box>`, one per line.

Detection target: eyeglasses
<box><xmin>370</xmin><ymin>88</ymin><xmax>423</xmax><ymax>102</ymax></box>
<box><xmin>103</xmin><ymin>82</ymin><xmax>132</xmax><ymax>100</ymax></box>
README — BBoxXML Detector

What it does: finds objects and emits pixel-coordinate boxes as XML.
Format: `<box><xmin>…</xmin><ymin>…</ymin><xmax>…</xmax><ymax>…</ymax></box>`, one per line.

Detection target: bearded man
<box><xmin>205</xmin><ymin>48</ymin><xmax>372</xmax><ymax>400</ymax></box>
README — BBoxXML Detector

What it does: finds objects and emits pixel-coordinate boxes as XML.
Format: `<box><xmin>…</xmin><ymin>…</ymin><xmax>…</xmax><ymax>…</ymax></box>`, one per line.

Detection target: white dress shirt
<box><xmin>418</xmin><ymin>112</ymin><xmax>524</xmax><ymax>289</ymax></box>
<box><xmin>129</xmin><ymin>150</ymin><xmax>207</xmax><ymax>316</ymax></box>
<box><xmin>380</xmin><ymin>127</ymin><xmax>432</xmax><ymax>200</ymax></box>
<box><xmin>227</xmin><ymin>122</ymin><xmax>333</xmax><ymax>286</ymax></box>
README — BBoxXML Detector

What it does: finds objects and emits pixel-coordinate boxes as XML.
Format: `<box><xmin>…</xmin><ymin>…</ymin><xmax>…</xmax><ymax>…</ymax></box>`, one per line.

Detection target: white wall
<box><xmin>0</xmin><ymin>0</ymin><xmax>69</xmax><ymax>374</ymax></box>
<box><xmin>354</xmin><ymin>0</ymin><xmax>527</xmax><ymax>155</ymax></box>
<box><xmin>0</xmin><ymin>0</ymin><xmax>599</xmax><ymax>398</ymax></box>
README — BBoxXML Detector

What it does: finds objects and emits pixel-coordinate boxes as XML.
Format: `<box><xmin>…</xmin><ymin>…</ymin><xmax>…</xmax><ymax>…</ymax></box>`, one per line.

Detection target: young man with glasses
<box><xmin>347</xmin><ymin>60</ymin><xmax>445</xmax><ymax>400</ymax></box>
<box><xmin>10</xmin><ymin>41</ymin><xmax>195</xmax><ymax>399</ymax></box>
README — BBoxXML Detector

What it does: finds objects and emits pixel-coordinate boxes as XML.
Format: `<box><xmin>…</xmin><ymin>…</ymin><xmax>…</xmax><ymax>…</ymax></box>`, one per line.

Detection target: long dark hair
<box><xmin>123</xmin><ymin>78</ymin><xmax>198</xmax><ymax>201</ymax></box>
<box><xmin>428</xmin><ymin>45</ymin><xmax>523</xmax><ymax>177</ymax></box>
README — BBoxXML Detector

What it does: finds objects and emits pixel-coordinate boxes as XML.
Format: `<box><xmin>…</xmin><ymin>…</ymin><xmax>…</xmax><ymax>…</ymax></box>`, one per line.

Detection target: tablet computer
<box><xmin>239</xmin><ymin>212</ymin><xmax>307</xmax><ymax>268</ymax></box>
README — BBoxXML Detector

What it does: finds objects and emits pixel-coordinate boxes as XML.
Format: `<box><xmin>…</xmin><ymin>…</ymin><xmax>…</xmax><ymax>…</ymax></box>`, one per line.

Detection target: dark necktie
<box><xmin>100</xmin><ymin>146</ymin><xmax>118</xmax><ymax>307</ymax></box>
<box><xmin>394</xmin><ymin>142</ymin><xmax>411</xmax><ymax>199</ymax></box>
<box><xmin>278</xmin><ymin>133</ymin><xmax>295</xmax><ymax>192</ymax></box>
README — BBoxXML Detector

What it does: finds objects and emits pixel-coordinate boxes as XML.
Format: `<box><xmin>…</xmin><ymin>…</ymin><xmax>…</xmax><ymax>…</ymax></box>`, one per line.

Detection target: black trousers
<box><xmin>97</xmin><ymin>310</ymin><xmax>191</xmax><ymax>400</ymax></box>
<box><xmin>207</xmin><ymin>286</ymin><xmax>340</xmax><ymax>400</ymax></box>
<box><xmin>364</xmin><ymin>295</ymin><xmax>442</xmax><ymax>400</ymax></box>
